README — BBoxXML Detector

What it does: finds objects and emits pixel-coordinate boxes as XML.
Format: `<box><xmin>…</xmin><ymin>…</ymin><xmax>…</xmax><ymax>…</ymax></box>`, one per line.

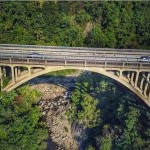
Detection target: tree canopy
<box><xmin>0</xmin><ymin>85</ymin><xmax>48</xmax><ymax>150</ymax></box>
<box><xmin>0</xmin><ymin>1</ymin><xmax>149</xmax><ymax>49</ymax></box>
<box><xmin>67</xmin><ymin>73</ymin><xmax>150</xmax><ymax>150</ymax></box>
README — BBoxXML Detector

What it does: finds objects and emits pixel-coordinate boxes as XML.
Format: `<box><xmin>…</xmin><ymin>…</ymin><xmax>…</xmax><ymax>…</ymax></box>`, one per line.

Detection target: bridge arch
<box><xmin>2</xmin><ymin>65</ymin><xmax>150</xmax><ymax>107</ymax></box>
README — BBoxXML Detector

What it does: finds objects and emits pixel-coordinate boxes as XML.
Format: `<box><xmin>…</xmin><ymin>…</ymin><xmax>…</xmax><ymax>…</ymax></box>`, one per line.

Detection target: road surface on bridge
<box><xmin>0</xmin><ymin>44</ymin><xmax>150</xmax><ymax>69</ymax></box>
<box><xmin>0</xmin><ymin>44</ymin><xmax>150</xmax><ymax>106</ymax></box>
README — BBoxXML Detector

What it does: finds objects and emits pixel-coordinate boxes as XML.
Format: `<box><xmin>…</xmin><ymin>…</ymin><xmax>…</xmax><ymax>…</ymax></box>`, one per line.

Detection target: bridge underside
<box><xmin>0</xmin><ymin>64</ymin><xmax>150</xmax><ymax>107</ymax></box>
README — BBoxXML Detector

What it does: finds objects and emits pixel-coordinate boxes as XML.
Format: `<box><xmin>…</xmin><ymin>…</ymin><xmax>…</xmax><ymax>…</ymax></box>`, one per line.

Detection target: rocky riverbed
<box><xmin>29</xmin><ymin>73</ymin><xmax>82</xmax><ymax>150</ymax></box>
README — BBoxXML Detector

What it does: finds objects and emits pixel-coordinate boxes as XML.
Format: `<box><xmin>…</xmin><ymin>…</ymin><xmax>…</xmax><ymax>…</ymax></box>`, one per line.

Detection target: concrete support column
<box><xmin>147</xmin><ymin>74</ymin><xmax>150</xmax><ymax>100</ymax></box>
<box><xmin>3</xmin><ymin>67</ymin><xmax>6</xmax><ymax>77</ymax></box>
<box><xmin>140</xmin><ymin>78</ymin><xmax>144</xmax><ymax>90</ymax></box>
<box><xmin>131</xmin><ymin>72</ymin><xmax>134</xmax><ymax>85</ymax></box>
<box><xmin>18</xmin><ymin>67</ymin><xmax>21</xmax><ymax>76</ymax></box>
<box><xmin>135</xmin><ymin>72</ymin><xmax>139</xmax><ymax>88</ymax></box>
<box><xmin>0</xmin><ymin>67</ymin><xmax>2</xmax><ymax>77</ymax></box>
<box><xmin>11</xmin><ymin>67</ymin><xmax>15</xmax><ymax>83</ymax></box>
<box><xmin>127</xmin><ymin>72</ymin><xmax>130</xmax><ymax>80</ymax></box>
<box><xmin>119</xmin><ymin>71</ymin><xmax>122</xmax><ymax>78</ymax></box>
<box><xmin>15</xmin><ymin>67</ymin><xmax>18</xmax><ymax>82</ymax></box>
<box><xmin>28</xmin><ymin>67</ymin><xmax>31</xmax><ymax>76</ymax></box>
<box><xmin>144</xmin><ymin>83</ymin><xmax>148</xmax><ymax>96</ymax></box>
<box><xmin>148</xmin><ymin>90</ymin><xmax>150</xmax><ymax>100</ymax></box>
<box><xmin>146</xmin><ymin>74</ymin><xmax>150</xmax><ymax>82</ymax></box>
<box><xmin>142</xmin><ymin>73</ymin><xmax>146</xmax><ymax>79</ymax></box>
<box><xmin>0</xmin><ymin>67</ymin><xmax>3</xmax><ymax>88</ymax></box>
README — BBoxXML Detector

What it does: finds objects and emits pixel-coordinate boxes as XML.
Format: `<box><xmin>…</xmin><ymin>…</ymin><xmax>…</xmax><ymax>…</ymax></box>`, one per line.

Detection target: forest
<box><xmin>67</xmin><ymin>73</ymin><xmax>150</xmax><ymax>150</ymax></box>
<box><xmin>0</xmin><ymin>86</ymin><xmax>48</xmax><ymax>150</ymax></box>
<box><xmin>0</xmin><ymin>1</ymin><xmax>149</xmax><ymax>49</ymax></box>
<box><xmin>0</xmin><ymin>1</ymin><xmax>150</xmax><ymax>150</ymax></box>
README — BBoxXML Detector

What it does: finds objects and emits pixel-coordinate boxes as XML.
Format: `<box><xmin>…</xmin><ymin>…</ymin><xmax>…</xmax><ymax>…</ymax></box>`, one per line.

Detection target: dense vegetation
<box><xmin>67</xmin><ymin>73</ymin><xmax>150</xmax><ymax>150</ymax></box>
<box><xmin>0</xmin><ymin>1</ymin><xmax>149</xmax><ymax>49</ymax></box>
<box><xmin>0</xmin><ymin>1</ymin><xmax>150</xmax><ymax>150</ymax></box>
<box><xmin>0</xmin><ymin>86</ymin><xmax>48</xmax><ymax>150</ymax></box>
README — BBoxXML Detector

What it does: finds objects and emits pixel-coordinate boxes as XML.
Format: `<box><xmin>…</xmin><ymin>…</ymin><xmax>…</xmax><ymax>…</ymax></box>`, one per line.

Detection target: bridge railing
<box><xmin>0</xmin><ymin>57</ymin><xmax>150</xmax><ymax>70</ymax></box>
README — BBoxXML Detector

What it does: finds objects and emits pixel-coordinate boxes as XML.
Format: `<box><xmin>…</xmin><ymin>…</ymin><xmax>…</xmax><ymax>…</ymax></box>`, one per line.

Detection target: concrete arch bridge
<box><xmin>0</xmin><ymin>44</ymin><xmax>150</xmax><ymax>107</ymax></box>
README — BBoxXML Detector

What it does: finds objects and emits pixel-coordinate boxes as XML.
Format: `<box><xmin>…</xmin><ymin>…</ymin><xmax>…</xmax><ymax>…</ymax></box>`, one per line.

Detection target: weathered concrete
<box><xmin>0</xmin><ymin>64</ymin><xmax>149</xmax><ymax>107</ymax></box>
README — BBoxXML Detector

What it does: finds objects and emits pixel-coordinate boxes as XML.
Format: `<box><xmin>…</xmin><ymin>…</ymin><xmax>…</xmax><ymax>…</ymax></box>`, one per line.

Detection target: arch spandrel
<box><xmin>1</xmin><ymin>66</ymin><xmax>150</xmax><ymax>107</ymax></box>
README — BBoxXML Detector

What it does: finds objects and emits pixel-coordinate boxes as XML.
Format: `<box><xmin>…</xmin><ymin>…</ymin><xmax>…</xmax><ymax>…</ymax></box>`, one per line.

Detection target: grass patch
<box><xmin>43</xmin><ymin>69</ymin><xmax>77</xmax><ymax>77</ymax></box>
<box><xmin>2</xmin><ymin>76</ymin><xmax>10</xmax><ymax>88</ymax></box>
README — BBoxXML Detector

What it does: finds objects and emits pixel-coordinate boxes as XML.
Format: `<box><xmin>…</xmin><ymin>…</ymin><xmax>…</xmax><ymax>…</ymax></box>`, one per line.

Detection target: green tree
<box><xmin>100</xmin><ymin>137</ymin><xmax>112</xmax><ymax>150</ymax></box>
<box><xmin>87</xmin><ymin>145</ymin><xmax>95</xmax><ymax>150</ymax></box>
<box><xmin>0</xmin><ymin>85</ymin><xmax>48</xmax><ymax>150</ymax></box>
<box><xmin>67</xmin><ymin>82</ymin><xmax>100</xmax><ymax>129</ymax></box>
<box><xmin>78</xmin><ymin>94</ymin><xmax>100</xmax><ymax>128</ymax></box>
<box><xmin>85</xmin><ymin>26</ymin><xmax>107</xmax><ymax>47</ymax></box>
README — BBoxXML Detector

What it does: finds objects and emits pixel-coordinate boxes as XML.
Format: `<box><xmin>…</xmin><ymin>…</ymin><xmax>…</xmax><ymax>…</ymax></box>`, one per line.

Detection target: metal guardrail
<box><xmin>0</xmin><ymin>46</ymin><xmax>150</xmax><ymax>63</ymax></box>
<box><xmin>0</xmin><ymin>44</ymin><xmax>150</xmax><ymax>55</ymax></box>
